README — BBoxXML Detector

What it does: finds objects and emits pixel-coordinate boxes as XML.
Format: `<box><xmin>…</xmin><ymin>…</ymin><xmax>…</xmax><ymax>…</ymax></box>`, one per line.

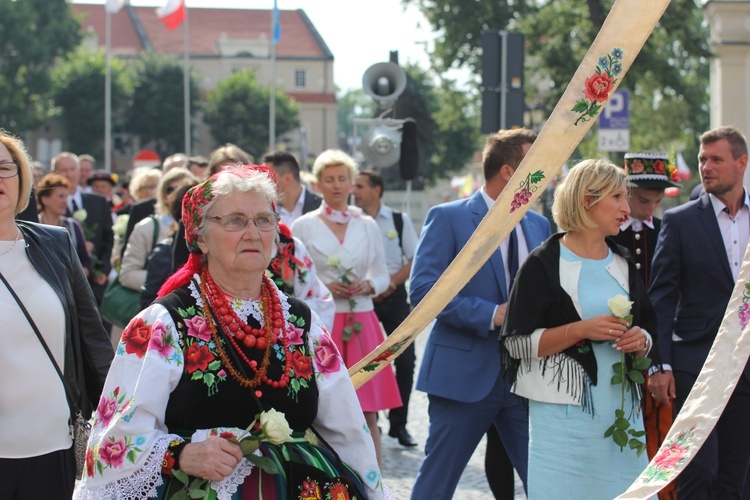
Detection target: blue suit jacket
<box><xmin>409</xmin><ymin>190</ymin><xmax>551</xmax><ymax>403</ymax></box>
<box><xmin>649</xmin><ymin>194</ymin><xmax>749</xmax><ymax>379</ymax></box>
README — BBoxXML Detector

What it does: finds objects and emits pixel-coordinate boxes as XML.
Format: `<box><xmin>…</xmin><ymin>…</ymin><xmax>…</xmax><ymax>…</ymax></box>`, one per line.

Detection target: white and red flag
<box><xmin>105</xmin><ymin>0</ymin><xmax>125</xmax><ymax>13</ymax></box>
<box><xmin>156</xmin><ymin>0</ymin><xmax>185</xmax><ymax>31</ymax></box>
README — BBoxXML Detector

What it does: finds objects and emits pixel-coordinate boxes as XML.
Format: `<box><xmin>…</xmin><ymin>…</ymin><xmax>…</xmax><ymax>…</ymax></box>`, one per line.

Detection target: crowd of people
<box><xmin>1</xmin><ymin>123</ymin><xmax>749</xmax><ymax>499</ymax></box>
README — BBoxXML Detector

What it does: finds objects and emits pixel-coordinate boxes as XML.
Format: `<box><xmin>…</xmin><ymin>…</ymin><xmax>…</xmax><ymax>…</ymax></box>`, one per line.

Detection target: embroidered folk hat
<box><xmin>623</xmin><ymin>152</ymin><xmax>681</xmax><ymax>189</ymax></box>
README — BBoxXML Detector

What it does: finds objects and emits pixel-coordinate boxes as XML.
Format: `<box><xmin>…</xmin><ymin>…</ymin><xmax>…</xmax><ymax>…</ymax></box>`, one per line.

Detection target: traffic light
<box><xmin>481</xmin><ymin>30</ymin><xmax>525</xmax><ymax>133</ymax></box>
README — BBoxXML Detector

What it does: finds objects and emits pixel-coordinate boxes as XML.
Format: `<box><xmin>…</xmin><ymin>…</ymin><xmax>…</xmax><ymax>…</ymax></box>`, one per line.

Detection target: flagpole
<box><xmin>269</xmin><ymin>1</ymin><xmax>278</xmax><ymax>153</ymax></box>
<box><xmin>183</xmin><ymin>2</ymin><xmax>191</xmax><ymax>155</ymax></box>
<box><xmin>105</xmin><ymin>9</ymin><xmax>112</xmax><ymax>170</ymax></box>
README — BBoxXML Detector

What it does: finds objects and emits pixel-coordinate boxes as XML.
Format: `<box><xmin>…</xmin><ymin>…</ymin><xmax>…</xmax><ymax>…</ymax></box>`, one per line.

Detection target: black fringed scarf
<box><xmin>499</xmin><ymin>233</ymin><xmax>659</xmax><ymax>415</ymax></box>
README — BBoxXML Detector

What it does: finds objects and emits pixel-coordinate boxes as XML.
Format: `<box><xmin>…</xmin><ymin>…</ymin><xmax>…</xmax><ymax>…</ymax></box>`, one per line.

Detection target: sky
<box><xmin>77</xmin><ymin>0</ymin><xmax>466</xmax><ymax>93</ymax></box>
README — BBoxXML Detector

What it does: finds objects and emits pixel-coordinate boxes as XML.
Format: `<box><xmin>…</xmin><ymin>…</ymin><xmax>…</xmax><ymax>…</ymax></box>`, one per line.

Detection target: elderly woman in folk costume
<box><xmin>76</xmin><ymin>166</ymin><xmax>391</xmax><ymax>499</ymax></box>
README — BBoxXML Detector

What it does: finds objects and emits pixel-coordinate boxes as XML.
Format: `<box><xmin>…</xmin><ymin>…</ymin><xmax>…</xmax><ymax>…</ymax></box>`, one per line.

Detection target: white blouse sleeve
<box><xmin>292</xmin><ymin>237</ymin><xmax>335</xmax><ymax>332</ymax></box>
<box><xmin>75</xmin><ymin>304</ymin><xmax>185</xmax><ymax>499</ymax></box>
<box><xmin>363</xmin><ymin>218</ymin><xmax>390</xmax><ymax>296</ymax></box>
<box><xmin>307</xmin><ymin>312</ymin><xmax>388</xmax><ymax>499</ymax></box>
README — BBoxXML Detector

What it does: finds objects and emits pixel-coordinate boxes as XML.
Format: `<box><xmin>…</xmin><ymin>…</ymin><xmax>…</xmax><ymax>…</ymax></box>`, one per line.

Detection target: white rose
<box><xmin>608</xmin><ymin>294</ymin><xmax>633</xmax><ymax>318</ymax></box>
<box><xmin>259</xmin><ymin>409</ymin><xmax>293</xmax><ymax>445</ymax></box>
<box><xmin>73</xmin><ymin>209</ymin><xmax>88</xmax><ymax>223</ymax></box>
<box><xmin>386</xmin><ymin>229</ymin><xmax>398</xmax><ymax>240</ymax></box>
<box><xmin>327</xmin><ymin>254</ymin><xmax>341</xmax><ymax>268</ymax></box>
<box><xmin>113</xmin><ymin>214</ymin><xmax>129</xmax><ymax>237</ymax></box>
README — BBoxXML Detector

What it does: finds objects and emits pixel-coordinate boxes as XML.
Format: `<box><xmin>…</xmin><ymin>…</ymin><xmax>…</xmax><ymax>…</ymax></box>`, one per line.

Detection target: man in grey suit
<box><xmin>263</xmin><ymin>151</ymin><xmax>322</xmax><ymax>226</ymax></box>
<box><xmin>650</xmin><ymin>126</ymin><xmax>750</xmax><ymax>498</ymax></box>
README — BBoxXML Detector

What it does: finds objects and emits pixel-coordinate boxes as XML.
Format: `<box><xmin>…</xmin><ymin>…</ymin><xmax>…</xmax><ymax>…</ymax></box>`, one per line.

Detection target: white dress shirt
<box><xmin>710</xmin><ymin>191</ymin><xmax>750</xmax><ymax>280</ymax></box>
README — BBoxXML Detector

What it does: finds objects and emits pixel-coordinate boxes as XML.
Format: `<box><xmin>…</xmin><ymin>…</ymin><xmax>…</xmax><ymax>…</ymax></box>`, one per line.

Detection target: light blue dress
<box><xmin>526</xmin><ymin>247</ymin><xmax>648</xmax><ymax>499</ymax></box>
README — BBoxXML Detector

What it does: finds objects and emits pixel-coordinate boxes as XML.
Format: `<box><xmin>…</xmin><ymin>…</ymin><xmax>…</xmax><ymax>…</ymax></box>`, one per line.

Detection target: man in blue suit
<box><xmin>409</xmin><ymin>128</ymin><xmax>551</xmax><ymax>499</ymax></box>
<box><xmin>650</xmin><ymin>126</ymin><xmax>750</xmax><ymax>498</ymax></box>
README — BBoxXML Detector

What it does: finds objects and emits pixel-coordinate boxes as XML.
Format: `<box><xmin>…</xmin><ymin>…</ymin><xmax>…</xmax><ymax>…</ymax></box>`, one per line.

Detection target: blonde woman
<box><xmin>501</xmin><ymin>159</ymin><xmax>659</xmax><ymax>499</ymax></box>
<box><xmin>292</xmin><ymin>150</ymin><xmax>401</xmax><ymax>465</ymax></box>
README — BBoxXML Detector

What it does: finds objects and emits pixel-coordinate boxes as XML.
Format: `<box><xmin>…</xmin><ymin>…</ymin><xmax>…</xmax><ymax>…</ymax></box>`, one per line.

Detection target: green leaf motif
<box><xmin>588</xmin><ymin>103</ymin><xmax>602</xmax><ymax>116</ymax></box>
<box><xmin>245</xmin><ymin>454</ymin><xmax>279</xmax><ymax>474</ymax></box>
<box><xmin>191</xmin><ymin>371</ymin><xmax>204</xmax><ymax>381</ymax></box>
<box><xmin>572</xmin><ymin>100</ymin><xmax>589</xmax><ymax>113</ymax></box>
<box><xmin>604</xmin><ymin>424</ymin><xmax>615</xmax><ymax>438</ymax></box>
<box><xmin>611</xmin><ymin>375</ymin><xmax>623</xmax><ymax>385</ymax></box>
<box><xmin>633</xmin><ymin>357</ymin><xmax>652</xmax><ymax>370</ymax></box>
<box><xmin>208</xmin><ymin>360</ymin><xmax>221</xmax><ymax>371</ymax></box>
<box><xmin>203</xmin><ymin>373</ymin><xmax>215</xmax><ymax>387</ymax></box>
<box><xmin>173</xmin><ymin>469</ymin><xmax>190</xmax><ymax>486</ymax></box>
<box><xmin>529</xmin><ymin>171</ymin><xmax>545</xmax><ymax>184</ymax></box>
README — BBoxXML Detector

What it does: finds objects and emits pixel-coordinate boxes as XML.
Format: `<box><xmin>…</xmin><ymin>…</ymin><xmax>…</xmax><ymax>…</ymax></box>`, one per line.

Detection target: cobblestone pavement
<box><xmin>379</xmin><ymin>324</ymin><xmax>526</xmax><ymax>499</ymax></box>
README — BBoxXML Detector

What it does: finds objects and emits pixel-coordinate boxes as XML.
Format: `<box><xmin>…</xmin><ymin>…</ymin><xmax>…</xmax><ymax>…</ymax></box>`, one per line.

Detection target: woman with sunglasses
<box><xmin>118</xmin><ymin>168</ymin><xmax>196</xmax><ymax>315</ymax></box>
<box><xmin>76</xmin><ymin>166</ymin><xmax>391</xmax><ymax>499</ymax></box>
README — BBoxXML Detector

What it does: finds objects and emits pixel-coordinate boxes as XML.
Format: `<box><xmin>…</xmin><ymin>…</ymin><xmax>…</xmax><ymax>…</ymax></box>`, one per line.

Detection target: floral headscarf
<box><xmin>158</xmin><ymin>164</ymin><xmax>278</xmax><ymax>297</ymax></box>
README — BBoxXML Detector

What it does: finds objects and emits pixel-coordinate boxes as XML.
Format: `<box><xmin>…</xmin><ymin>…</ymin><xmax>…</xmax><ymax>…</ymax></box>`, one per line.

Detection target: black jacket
<box><xmin>17</xmin><ymin>221</ymin><xmax>113</xmax><ymax>418</ymax></box>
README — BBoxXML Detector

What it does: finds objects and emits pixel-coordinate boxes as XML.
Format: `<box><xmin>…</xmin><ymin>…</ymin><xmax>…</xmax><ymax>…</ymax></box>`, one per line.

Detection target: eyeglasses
<box><xmin>207</xmin><ymin>212</ymin><xmax>280</xmax><ymax>232</ymax></box>
<box><xmin>0</xmin><ymin>161</ymin><xmax>19</xmax><ymax>179</ymax></box>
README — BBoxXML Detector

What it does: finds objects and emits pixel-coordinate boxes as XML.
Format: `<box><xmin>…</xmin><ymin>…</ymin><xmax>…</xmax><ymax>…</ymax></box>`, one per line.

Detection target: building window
<box><xmin>295</xmin><ymin>69</ymin><xmax>306</xmax><ymax>88</ymax></box>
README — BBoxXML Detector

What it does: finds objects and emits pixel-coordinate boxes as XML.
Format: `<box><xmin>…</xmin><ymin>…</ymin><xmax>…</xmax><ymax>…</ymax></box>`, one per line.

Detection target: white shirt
<box><xmin>68</xmin><ymin>187</ymin><xmax>85</xmax><ymax>215</ymax></box>
<box><xmin>709</xmin><ymin>191</ymin><xmax>750</xmax><ymax>280</ymax></box>
<box><xmin>0</xmin><ymin>240</ymin><xmax>69</xmax><ymax>457</ymax></box>
<box><xmin>292</xmin><ymin>208</ymin><xmax>390</xmax><ymax>313</ymax></box>
<box><xmin>480</xmin><ymin>187</ymin><xmax>530</xmax><ymax>294</ymax></box>
<box><xmin>278</xmin><ymin>186</ymin><xmax>309</xmax><ymax>226</ymax></box>
<box><xmin>372</xmin><ymin>204</ymin><xmax>418</xmax><ymax>275</ymax></box>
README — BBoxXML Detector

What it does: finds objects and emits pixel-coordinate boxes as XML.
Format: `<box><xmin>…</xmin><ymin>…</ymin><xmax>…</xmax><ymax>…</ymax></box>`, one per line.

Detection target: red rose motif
<box><xmin>184</xmin><ymin>343</ymin><xmax>215</xmax><ymax>373</ymax></box>
<box><xmin>300</xmin><ymin>479</ymin><xmax>322</xmax><ymax>499</ymax></box>
<box><xmin>583</xmin><ymin>72</ymin><xmax>614</xmax><ymax>103</ymax></box>
<box><xmin>290</xmin><ymin>350</ymin><xmax>314</xmax><ymax>379</ymax></box>
<box><xmin>328</xmin><ymin>481</ymin><xmax>351</xmax><ymax>500</ymax></box>
<box><xmin>99</xmin><ymin>438</ymin><xmax>128</xmax><ymax>468</ymax></box>
<box><xmin>653</xmin><ymin>160</ymin><xmax>665</xmax><ymax>174</ymax></box>
<box><xmin>654</xmin><ymin>443</ymin><xmax>686</xmax><ymax>469</ymax></box>
<box><xmin>122</xmin><ymin>318</ymin><xmax>152</xmax><ymax>358</ymax></box>
<box><xmin>161</xmin><ymin>450</ymin><xmax>176</xmax><ymax>475</ymax></box>
<box><xmin>630</xmin><ymin>159</ymin><xmax>645</xmax><ymax>174</ymax></box>
<box><xmin>86</xmin><ymin>447</ymin><xmax>95</xmax><ymax>477</ymax></box>
<box><xmin>372</xmin><ymin>348</ymin><xmax>396</xmax><ymax>363</ymax></box>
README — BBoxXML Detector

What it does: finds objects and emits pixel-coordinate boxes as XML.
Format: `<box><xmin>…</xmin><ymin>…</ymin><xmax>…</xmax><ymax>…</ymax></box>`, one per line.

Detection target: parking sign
<box><xmin>598</xmin><ymin>89</ymin><xmax>630</xmax><ymax>152</ymax></box>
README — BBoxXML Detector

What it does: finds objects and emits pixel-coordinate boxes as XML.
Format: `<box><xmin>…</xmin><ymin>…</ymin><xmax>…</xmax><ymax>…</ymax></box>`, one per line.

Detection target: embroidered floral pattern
<box><xmin>738</xmin><ymin>283</ymin><xmax>750</xmax><ymax>329</ymax></box>
<box><xmin>360</xmin><ymin>337</ymin><xmax>412</xmax><ymax>373</ymax></box>
<box><xmin>641</xmin><ymin>425</ymin><xmax>696</xmax><ymax>482</ymax></box>
<box><xmin>313</xmin><ymin>333</ymin><xmax>342</xmax><ymax>377</ymax></box>
<box><xmin>177</xmin><ymin>305</ymin><xmax>226</xmax><ymax>396</ymax></box>
<box><xmin>89</xmin><ymin>434</ymin><xmax>145</xmax><ymax>476</ymax></box>
<box><xmin>510</xmin><ymin>171</ymin><xmax>545</xmax><ymax>213</ymax></box>
<box><xmin>94</xmin><ymin>386</ymin><xmax>134</xmax><ymax>428</ymax></box>
<box><xmin>572</xmin><ymin>48</ymin><xmax>623</xmax><ymax>125</ymax></box>
<box><xmin>298</xmin><ymin>477</ymin><xmax>359</xmax><ymax>500</ymax></box>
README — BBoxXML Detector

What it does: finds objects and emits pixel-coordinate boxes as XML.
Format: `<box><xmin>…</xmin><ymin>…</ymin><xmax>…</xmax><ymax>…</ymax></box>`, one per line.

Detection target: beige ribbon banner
<box><xmin>349</xmin><ymin>0</ymin><xmax>672</xmax><ymax>388</ymax></box>
<box><xmin>617</xmin><ymin>241</ymin><xmax>750</xmax><ymax>499</ymax></box>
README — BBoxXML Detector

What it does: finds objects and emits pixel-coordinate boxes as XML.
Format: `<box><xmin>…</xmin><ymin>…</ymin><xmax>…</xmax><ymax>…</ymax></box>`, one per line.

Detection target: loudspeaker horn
<box><xmin>362</xmin><ymin>62</ymin><xmax>407</xmax><ymax>110</ymax></box>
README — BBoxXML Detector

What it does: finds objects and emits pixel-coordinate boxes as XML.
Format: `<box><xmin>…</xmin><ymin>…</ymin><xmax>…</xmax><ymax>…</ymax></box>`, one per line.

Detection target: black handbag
<box><xmin>101</xmin><ymin>215</ymin><xmax>159</xmax><ymax>327</ymax></box>
<box><xmin>0</xmin><ymin>271</ymin><xmax>90</xmax><ymax>479</ymax></box>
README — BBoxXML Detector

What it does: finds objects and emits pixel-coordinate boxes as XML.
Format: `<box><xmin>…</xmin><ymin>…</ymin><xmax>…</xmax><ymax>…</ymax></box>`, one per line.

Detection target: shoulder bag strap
<box><xmin>150</xmin><ymin>215</ymin><xmax>160</xmax><ymax>253</ymax></box>
<box><xmin>391</xmin><ymin>210</ymin><xmax>404</xmax><ymax>254</ymax></box>
<box><xmin>0</xmin><ymin>271</ymin><xmax>80</xmax><ymax>416</ymax></box>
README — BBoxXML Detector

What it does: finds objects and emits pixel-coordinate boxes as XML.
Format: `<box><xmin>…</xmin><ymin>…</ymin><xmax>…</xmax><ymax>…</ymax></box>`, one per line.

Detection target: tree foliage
<box><xmin>52</xmin><ymin>49</ymin><xmax>131</xmax><ymax>158</ymax></box>
<box><xmin>127</xmin><ymin>53</ymin><xmax>201</xmax><ymax>159</ymax></box>
<box><xmin>400</xmin><ymin>64</ymin><xmax>480</xmax><ymax>184</ymax></box>
<box><xmin>203</xmin><ymin>70</ymin><xmax>299</xmax><ymax>160</ymax></box>
<box><xmin>0</xmin><ymin>0</ymin><xmax>81</xmax><ymax>132</ymax></box>
<box><xmin>405</xmin><ymin>0</ymin><xmax>710</xmax><ymax>163</ymax></box>
<box><xmin>336</xmin><ymin>89</ymin><xmax>375</xmax><ymax>152</ymax></box>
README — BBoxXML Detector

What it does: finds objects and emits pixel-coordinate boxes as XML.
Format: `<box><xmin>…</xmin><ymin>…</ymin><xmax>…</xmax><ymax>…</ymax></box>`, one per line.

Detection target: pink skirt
<box><xmin>331</xmin><ymin>310</ymin><xmax>402</xmax><ymax>412</ymax></box>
